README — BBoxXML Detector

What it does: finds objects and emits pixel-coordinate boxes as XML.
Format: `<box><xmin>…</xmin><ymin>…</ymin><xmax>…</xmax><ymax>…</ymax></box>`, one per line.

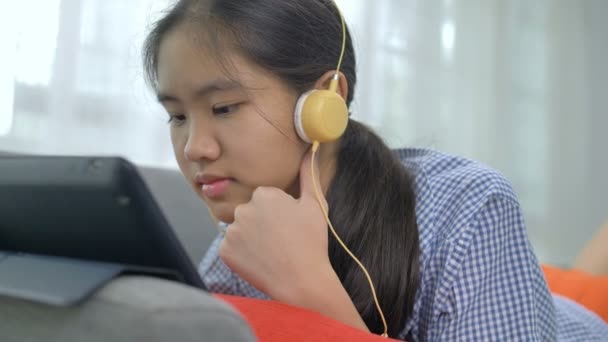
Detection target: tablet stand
<box><xmin>0</xmin><ymin>252</ymin><xmax>125</xmax><ymax>307</ymax></box>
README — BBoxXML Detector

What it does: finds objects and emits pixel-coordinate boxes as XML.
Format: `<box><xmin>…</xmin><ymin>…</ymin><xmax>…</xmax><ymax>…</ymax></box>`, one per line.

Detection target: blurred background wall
<box><xmin>0</xmin><ymin>0</ymin><xmax>606</xmax><ymax>266</ymax></box>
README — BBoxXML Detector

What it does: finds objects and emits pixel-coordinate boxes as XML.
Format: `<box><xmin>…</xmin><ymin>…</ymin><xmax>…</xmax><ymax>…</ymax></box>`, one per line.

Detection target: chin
<box><xmin>216</xmin><ymin>211</ymin><xmax>235</xmax><ymax>225</ymax></box>
<box><xmin>207</xmin><ymin>201</ymin><xmax>236</xmax><ymax>224</ymax></box>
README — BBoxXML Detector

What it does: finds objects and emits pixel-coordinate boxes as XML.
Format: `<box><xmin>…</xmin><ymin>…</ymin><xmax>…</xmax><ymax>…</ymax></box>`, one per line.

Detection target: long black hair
<box><xmin>143</xmin><ymin>0</ymin><xmax>419</xmax><ymax>336</ymax></box>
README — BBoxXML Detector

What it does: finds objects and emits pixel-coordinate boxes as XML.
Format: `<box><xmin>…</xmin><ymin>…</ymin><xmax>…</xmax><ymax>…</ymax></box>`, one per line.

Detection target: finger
<box><xmin>233</xmin><ymin>203</ymin><xmax>246</xmax><ymax>222</ymax></box>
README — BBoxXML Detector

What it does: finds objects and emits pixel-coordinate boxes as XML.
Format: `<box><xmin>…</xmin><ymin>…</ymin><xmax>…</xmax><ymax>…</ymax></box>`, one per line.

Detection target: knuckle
<box><xmin>252</xmin><ymin>187</ymin><xmax>268</xmax><ymax>200</ymax></box>
<box><xmin>268</xmin><ymin>187</ymin><xmax>284</xmax><ymax>197</ymax></box>
<box><xmin>233</xmin><ymin>204</ymin><xmax>247</xmax><ymax>220</ymax></box>
<box><xmin>253</xmin><ymin>186</ymin><xmax>282</xmax><ymax>200</ymax></box>
<box><xmin>252</xmin><ymin>186</ymin><xmax>267</xmax><ymax>197</ymax></box>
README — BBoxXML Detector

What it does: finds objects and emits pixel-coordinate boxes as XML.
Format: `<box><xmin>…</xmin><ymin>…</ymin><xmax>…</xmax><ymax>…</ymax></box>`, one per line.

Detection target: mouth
<box><xmin>195</xmin><ymin>174</ymin><xmax>233</xmax><ymax>199</ymax></box>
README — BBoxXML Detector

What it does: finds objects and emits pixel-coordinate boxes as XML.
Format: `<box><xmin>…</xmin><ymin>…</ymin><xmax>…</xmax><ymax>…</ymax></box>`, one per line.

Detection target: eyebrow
<box><xmin>156</xmin><ymin>79</ymin><xmax>242</xmax><ymax>104</ymax></box>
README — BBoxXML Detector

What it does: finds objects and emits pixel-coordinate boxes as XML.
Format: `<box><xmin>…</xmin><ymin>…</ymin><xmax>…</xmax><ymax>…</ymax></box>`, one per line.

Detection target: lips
<box><xmin>195</xmin><ymin>173</ymin><xmax>232</xmax><ymax>199</ymax></box>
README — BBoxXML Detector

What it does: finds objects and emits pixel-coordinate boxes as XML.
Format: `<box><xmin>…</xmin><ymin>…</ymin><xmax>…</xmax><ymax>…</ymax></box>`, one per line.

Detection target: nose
<box><xmin>183</xmin><ymin>117</ymin><xmax>220</xmax><ymax>162</ymax></box>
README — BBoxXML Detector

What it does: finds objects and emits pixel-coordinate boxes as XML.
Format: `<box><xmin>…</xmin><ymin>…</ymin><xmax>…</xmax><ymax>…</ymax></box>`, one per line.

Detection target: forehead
<box><xmin>155</xmin><ymin>25</ymin><xmax>283</xmax><ymax>96</ymax></box>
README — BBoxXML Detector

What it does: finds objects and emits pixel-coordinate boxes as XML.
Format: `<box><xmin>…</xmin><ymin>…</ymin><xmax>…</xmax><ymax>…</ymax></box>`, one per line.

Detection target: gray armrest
<box><xmin>138</xmin><ymin>166</ymin><xmax>219</xmax><ymax>263</ymax></box>
<box><xmin>0</xmin><ymin>276</ymin><xmax>256</xmax><ymax>342</ymax></box>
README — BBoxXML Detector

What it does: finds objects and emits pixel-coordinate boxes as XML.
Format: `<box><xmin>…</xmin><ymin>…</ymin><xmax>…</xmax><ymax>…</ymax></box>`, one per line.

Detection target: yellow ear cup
<box><xmin>294</xmin><ymin>89</ymin><xmax>348</xmax><ymax>143</ymax></box>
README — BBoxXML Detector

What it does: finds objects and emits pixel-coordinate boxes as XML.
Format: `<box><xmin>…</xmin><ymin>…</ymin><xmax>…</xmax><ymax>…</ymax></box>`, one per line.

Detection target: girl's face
<box><xmin>156</xmin><ymin>26</ymin><xmax>309</xmax><ymax>223</ymax></box>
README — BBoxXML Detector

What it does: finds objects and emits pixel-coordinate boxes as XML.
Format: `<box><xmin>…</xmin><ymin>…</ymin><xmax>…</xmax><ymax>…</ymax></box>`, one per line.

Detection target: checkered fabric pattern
<box><xmin>199</xmin><ymin>148</ymin><xmax>608</xmax><ymax>341</ymax></box>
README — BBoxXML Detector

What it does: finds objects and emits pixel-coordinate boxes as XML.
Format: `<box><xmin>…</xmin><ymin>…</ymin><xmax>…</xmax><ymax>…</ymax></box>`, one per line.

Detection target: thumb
<box><xmin>298</xmin><ymin>146</ymin><xmax>328</xmax><ymax>210</ymax></box>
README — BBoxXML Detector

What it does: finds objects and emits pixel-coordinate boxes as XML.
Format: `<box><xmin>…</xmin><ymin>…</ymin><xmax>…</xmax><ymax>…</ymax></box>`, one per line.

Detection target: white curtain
<box><xmin>0</xmin><ymin>0</ymin><xmax>606</xmax><ymax>266</ymax></box>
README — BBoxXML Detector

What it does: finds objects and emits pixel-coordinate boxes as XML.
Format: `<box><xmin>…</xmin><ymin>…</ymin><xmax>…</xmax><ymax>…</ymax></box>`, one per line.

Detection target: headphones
<box><xmin>293</xmin><ymin>2</ymin><xmax>349</xmax><ymax>144</ymax></box>
<box><xmin>294</xmin><ymin>75</ymin><xmax>349</xmax><ymax>143</ymax></box>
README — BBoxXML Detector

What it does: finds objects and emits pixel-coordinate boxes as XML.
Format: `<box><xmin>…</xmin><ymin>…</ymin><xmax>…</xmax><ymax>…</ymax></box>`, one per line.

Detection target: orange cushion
<box><xmin>215</xmin><ymin>294</ymin><xmax>400</xmax><ymax>341</ymax></box>
<box><xmin>542</xmin><ymin>265</ymin><xmax>608</xmax><ymax>322</ymax></box>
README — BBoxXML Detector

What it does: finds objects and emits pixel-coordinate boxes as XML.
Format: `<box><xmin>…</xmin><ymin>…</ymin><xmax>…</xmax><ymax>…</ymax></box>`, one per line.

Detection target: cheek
<box><xmin>170</xmin><ymin>127</ymin><xmax>188</xmax><ymax>167</ymax></box>
<box><xmin>268</xmin><ymin>153</ymin><xmax>303</xmax><ymax>191</ymax></box>
<box><xmin>230</xmin><ymin>134</ymin><xmax>305</xmax><ymax>190</ymax></box>
<box><xmin>232</xmin><ymin>107</ymin><xmax>306</xmax><ymax>190</ymax></box>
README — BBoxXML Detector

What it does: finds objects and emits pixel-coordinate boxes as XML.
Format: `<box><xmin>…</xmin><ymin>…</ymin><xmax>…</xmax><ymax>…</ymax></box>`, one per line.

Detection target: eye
<box><xmin>167</xmin><ymin>114</ymin><xmax>186</xmax><ymax>125</ymax></box>
<box><xmin>212</xmin><ymin>103</ymin><xmax>241</xmax><ymax>116</ymax></box>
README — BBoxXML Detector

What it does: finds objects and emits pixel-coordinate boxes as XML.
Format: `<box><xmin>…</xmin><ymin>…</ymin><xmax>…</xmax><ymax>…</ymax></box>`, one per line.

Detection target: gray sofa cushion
<box><xmin>0</xmin><ymin>276</ymin><xmax>256</xmax><ymax>342</ymax></box>
<box><xmin>137</xmin><ymin>166</ymin><xmax>218</xmax><ymax>262</ymax></box>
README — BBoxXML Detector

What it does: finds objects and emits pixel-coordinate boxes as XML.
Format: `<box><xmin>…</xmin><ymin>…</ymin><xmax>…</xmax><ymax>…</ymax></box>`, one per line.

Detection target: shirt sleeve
<box><xmin>431</xmin><ymin>196</ymin><xmax>557</xmax><ymax>341</ymax></box>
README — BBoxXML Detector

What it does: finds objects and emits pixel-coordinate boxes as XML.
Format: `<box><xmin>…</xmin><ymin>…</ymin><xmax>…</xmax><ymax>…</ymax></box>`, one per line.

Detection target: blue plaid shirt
<box><xmin>199</xmin><ymin>148</ymin><xmax>608</xmax><ymax>341</ymax></box>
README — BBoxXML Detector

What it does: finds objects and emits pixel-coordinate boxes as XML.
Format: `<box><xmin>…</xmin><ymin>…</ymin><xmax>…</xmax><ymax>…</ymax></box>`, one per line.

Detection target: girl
<box><xmin>143</xmin><ymin>0</ymin><xmax>608</xmax><ymax>340</ymax></box>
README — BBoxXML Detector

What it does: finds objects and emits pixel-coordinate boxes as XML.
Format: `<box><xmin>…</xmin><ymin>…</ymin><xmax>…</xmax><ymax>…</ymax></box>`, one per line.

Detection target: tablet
<box><xmin>0</xmin><ymin>155</ymin><xmax>207</xmax><ymax>301</ymax></box>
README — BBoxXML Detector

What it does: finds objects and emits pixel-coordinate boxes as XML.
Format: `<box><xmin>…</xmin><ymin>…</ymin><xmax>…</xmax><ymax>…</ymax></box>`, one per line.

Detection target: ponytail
<box><xmin>326</xmin><ymin>120</ymin><xmax>420</xmax><ymax>336</ymax></box>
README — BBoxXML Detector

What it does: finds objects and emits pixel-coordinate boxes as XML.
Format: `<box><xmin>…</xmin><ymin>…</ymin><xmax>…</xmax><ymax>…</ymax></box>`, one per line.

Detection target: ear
<box><xmin>313</xmin><ymin>70</ymin><xmax>349</xmax><ymax>103</ymax></box>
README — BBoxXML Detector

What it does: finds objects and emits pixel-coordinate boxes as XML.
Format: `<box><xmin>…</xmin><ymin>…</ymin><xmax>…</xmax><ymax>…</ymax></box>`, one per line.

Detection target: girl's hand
<box><xmin>219</xmin><ymin>148</ymin><xmax>331</xmax><ymax>300</ymax></box>
<box><xmin>219</xmin><ymin>148</ymin><xmax>371</xmax><ymax>333</ymax></box>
